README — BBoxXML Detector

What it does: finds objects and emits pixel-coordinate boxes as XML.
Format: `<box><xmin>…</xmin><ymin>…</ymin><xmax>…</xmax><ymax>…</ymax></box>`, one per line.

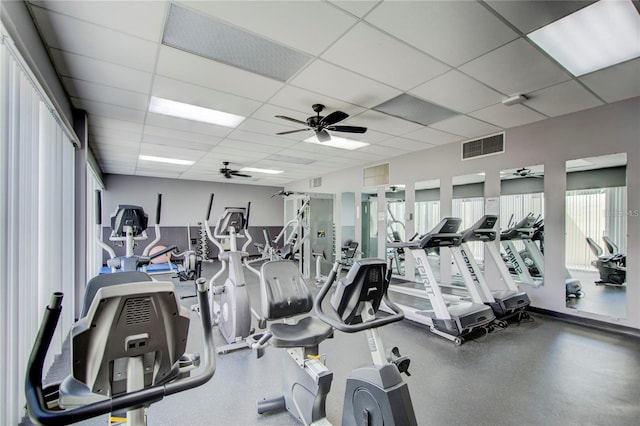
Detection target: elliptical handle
<box><xmin>155</xmin><ymin>193</ymin><xmax>162</xmax><ymax>225</ymax></box>
<box><xmin>245</xmin><ymin>202</ymin><xmax>251</xmax><ymax>229</ymax></box>
<box><xmin>95</xmin><ymin>190</ymin><xmax>102</xmax><ymax>225</ymax></box>
<box><xmin>313</xmin><ymin>261</ymin><xmax>405</xmax><ymax>333</ymax></box>
<box><xmin>206</xmin><ymin>193</ymin><xmax>214</xmax><ymax>221</ymax></box>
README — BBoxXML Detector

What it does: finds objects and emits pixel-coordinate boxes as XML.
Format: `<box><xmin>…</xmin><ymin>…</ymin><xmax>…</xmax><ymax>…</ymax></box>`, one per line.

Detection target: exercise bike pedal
<box><xmin>387</xmin><ymin>346</ymin><xmax>411</xmax><ymax>376</ymax></box>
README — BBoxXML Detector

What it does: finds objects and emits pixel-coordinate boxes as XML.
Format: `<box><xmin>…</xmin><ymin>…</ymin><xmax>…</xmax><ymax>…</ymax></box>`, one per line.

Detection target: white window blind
<box><xmin>1</xmin><ymin>26</ymin><xmax>76</xmax><ymax>425</ymax></box>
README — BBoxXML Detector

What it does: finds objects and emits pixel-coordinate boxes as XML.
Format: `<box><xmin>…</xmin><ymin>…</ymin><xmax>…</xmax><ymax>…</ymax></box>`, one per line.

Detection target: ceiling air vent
<box><xmin>363</xmin><ymin>163</ymin><xmax>390</xmax><ymax>188</ymax></box>
<box><xmin>310</xmin><ymin>177</ymin><xmax>322</xmax><ymax>188</ymax></box>
<box><xmin>462</xmin><ymin>133</ymin><xmax>504</xmax><ymax>160</ymax></box>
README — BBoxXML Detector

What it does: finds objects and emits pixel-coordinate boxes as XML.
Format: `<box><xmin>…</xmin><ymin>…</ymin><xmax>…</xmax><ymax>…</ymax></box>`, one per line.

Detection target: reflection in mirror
<box><xmin>340</xmin><ymin>192</ymin><xmax>359</xmax><ymax>267</ymax></box>
<box><xmin>415</xmin><ymin>179</ymin><xmax>440</xmax><ymax>281</ymax></box>
<box><xmin>361</xmin><ymin>191</ymin><xmax>378</xmax><ymax>258</ymax></box>
<box><xmin>499</xmin><ymin>165</ymin><xmax>545</xmax><ymax>287</ymax></box>
<box><xmin>452</xmin><ymin>173</ymin><xmax>485</xmax><ymax>267</ymax></box>
<box><xmin>565</xmin><ymin>153</ymin><xmax>627</xmax><ymax>318</ymax></box>
<box><xmin>386</xmin><ymin>185</ymin><xmax>406</xmax><ymax>277</ymax></box>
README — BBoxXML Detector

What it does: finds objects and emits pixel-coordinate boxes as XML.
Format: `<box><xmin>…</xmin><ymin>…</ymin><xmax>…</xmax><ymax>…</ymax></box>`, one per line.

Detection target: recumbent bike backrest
<box><xmin>260</xmin><ymin>260</ymin><xmax>313</xmax><ymax>320</ymax></box>
<box><xmin>330</xmin><ymin>258</ymin><xmax>389</xmax><ymax>325</ymax></box>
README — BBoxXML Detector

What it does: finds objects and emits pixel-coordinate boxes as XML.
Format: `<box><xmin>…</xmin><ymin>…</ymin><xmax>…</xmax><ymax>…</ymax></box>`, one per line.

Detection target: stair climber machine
<box><xmin>95</xmin><ymin>191</ymin><xmax>177</xmax><ymax>275</ymax></box>
<box><xmin>201</xmin><ymin>193</ymin><xmax>264</xmax><ymax>354</ymax></box>
<box><xmin>252</xmin><ymin>258</ymin><xmax>416</xmax><ymax>425</ymax></box>
<box><xmin>25</xmin><ymin>272</ymin><xmax>216</xmax><ymax>425</ymax></box>
<box><xmin>387</xmin><ymin>218</ymin><xmax>496</xmax><ymax>345</ymax></box>
<box><xmin>586</xmin><ymin>237</ymin><xmax>626</xmax><ymax>285</ymax></box>
<box><xmin>501</xmin><ymin>213</ymin><xmax>583</xmax><ymax>299</ymax></box>
<box><xmin>455</xmin><ymin>215</ymin><xmax>531</xmax><ymax>327</ymax></box>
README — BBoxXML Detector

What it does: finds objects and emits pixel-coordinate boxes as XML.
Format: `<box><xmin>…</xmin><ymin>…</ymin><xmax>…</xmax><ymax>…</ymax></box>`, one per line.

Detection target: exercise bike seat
<box><xmin>269</xmin><ymin>316</ymin><xmax>333</xmax><ymax>348</ymax></box>
<box><xmin>260</xmin><ymin>260</ymin><xmax>333</xmax><ymax>348</ymax></box>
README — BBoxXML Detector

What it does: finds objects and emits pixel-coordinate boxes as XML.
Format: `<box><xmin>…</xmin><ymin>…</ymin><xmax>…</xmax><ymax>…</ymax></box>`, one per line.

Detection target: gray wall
<box><xmin>285</xmin><ymin>97</ymin><xmax>640</xmax><ymax>330</ymax></box>
<box><xmin>102</xmin><ymin>174</ymin><xmax>284</xmax><ymax>227</ymax></box>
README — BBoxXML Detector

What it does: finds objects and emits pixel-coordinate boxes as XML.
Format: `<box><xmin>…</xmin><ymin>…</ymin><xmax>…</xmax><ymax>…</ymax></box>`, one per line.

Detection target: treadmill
<box><xmin>387</xmin><ymin>218</ymin><xmax>495</xmax><ymax>345</ymax></box>
<box><xmin>454</xmin><ymin>215</ymin><xmax>531</xmax><ymax>326</ymax></box>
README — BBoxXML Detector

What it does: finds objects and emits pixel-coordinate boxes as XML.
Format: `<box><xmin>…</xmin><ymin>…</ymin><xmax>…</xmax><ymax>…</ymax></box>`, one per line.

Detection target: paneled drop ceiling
<box><xmin>24</xmin><ymin>0</ymin><xmax>640</xmax><ymax>186</ymax></box>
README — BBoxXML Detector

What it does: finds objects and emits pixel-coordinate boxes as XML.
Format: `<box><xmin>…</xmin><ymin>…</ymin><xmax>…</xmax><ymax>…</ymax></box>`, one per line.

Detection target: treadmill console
<box><xmin>461</xmin><ymin>215</ymin><xmax>498</xmax><ymax>242</ymax></box>
<box><xmin>500</xmin><ymin>214</ymin><xmax>536</xmax><ymax>241</ymax></box>
<box><xmin>418</xmin><ymin>217</ymin><xmax>463</xmax><ymax>249</ymax></box>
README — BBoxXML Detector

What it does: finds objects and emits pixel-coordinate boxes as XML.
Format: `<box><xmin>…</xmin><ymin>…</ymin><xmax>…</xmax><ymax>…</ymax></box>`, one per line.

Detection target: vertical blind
<box><xmin>1</xmin><ymin>26</ymin><xmax>76</xmax><ymax>425</ymax></box>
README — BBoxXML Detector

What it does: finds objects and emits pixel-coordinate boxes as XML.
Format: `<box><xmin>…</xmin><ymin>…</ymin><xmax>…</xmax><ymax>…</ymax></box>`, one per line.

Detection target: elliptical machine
<box><xmin>95</xmin><ymin>191</ymin><xmax>176</xmax><ymax>274</ymax></box>
<box><xmin>254</xmin><ymin>258</ymin><xmax>416</xmax><ymax>425</ymax></box>
<box><xmin>202</xmin><ymin>193</ymin><xmax>262</xmax><ymax>354</ymax></box>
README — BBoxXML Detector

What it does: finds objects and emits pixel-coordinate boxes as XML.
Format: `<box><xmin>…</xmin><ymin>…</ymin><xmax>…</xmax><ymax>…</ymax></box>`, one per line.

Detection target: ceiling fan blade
<box><xmin>316</xmin><ymin>129</ymin><xmax>331</xmax><ymax>142</ymax></box>
<box><xmin>326</xmin><ymin>125</ymin><xmax>367</xmax><ymax>134</ymax></box>
<box><xmin>230</xmin><ymin>171</ymin><xmax>252</xmax><ymax>178</ymax></box>
<box><xmin>275</xmin><ymin>115</ymin><xmax>308</xmax><ymax>126</ymax></box>
<box><xmin>276</xmin><ymin>128</ymin><xmax>310</xmax><ymax>135</ymax></box>
<box><xmin>320</xmin><ymin>111</ymin><xmax>348</xmax><ymax>126</ymax></box>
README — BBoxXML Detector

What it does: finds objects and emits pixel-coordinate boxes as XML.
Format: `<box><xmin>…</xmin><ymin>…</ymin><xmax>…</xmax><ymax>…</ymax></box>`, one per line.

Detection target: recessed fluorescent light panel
<box><xmin>240</xmin><ymin>167</ymin><xmax>283</xmax><ymax>174</ymax></box>
<box><xmin>149</xmin><ymin>96</ymin><xmax>245</xmax><ymax>127</ymax></box>
<box><xmin>528</xmin><ymin>0</ymin><xmax>640</xmax><ymax>76</ymax></box>
<box><xmin>373</xmin><ymin>94</ymin><xmax>459</xmax><ymax>126</ymax></box>
<box><xmin>139</xmin><ymin>155</ymin><xmax>195</xmax><ymax>166</ymax></box>
<box><xmin>304</xmin><ymin>135</ymin><xmax>369</xmax><ymax>150</ymax></box>
<box><xmin>163</xmin><ymin>3</ymin><xmax>311</xmax><ymax>82</ymax></box>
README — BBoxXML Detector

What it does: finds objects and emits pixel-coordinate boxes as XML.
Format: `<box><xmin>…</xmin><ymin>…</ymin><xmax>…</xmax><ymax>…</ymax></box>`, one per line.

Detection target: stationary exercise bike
<box><xmin>586</xmin><ymin>237</ymin><xmax>626</xmax><ymax>285</ymax></box>
<box><xmin>202</xmin><ymin>193</ymin><xmax>262</xmax><ymax>353</ymax></box>
<box><xmin>25</xmin><ymin>273</ymin><xmax>216</xmax><ymax>425</ymax></box>
<box><xmin>254</xmin><ymin>258</ymin><xmax>416</xmax><ymax>425</ymax></box>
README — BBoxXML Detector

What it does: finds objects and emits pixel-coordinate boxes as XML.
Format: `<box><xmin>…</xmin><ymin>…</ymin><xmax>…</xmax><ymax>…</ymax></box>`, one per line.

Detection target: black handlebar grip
<box><xmin>95</xmin><ymin>190</ymin><xmax>102</xmax><ymax>225</ymax></box>
<box><xmin>206</xmin><ymin>193</ymin><xmax>214</xmax><ymax>221</ymax></box>
<box><xmin>156</xmin><ymin>193</ymin><xmax>162</xmax><ymax>225</ymax></box>
<box><xmin>245</xmin><ymin>202</ymin><xmax>251</xmax><ymax>229</ymax></box>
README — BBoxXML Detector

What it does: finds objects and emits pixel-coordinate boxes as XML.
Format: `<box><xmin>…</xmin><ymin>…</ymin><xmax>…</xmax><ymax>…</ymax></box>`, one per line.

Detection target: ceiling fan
<box><xmin>219</xmin><ymin>161</ymin><xmax>251</xmax><ymax>179</ymax></box>
<box><xmin>512</xmin><ymin>167</ymin><xmax>543</xmax><ymax>178</ymax></box>
<box><xmin>274</xmin><ymin>104</ymin><xmax>367</xmax><ymax>142</ymax></box>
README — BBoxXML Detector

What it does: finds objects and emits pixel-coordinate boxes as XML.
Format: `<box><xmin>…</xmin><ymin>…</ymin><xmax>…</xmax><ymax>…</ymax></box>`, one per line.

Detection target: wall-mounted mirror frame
<box><xmin>565</xmin><ymin>153</ymin><xmax>627</xmax><ymax>318</ymax></box>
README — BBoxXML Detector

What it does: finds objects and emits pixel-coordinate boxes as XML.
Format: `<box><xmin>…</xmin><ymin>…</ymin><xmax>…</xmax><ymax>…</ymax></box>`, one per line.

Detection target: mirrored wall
<box><xmin>386</xmin><ymin>185</ymin><xmax>406</xmax><ymax>276</ymax></box>
<box><xmin>452</xmin><ymin>173</ymin><xmax>485</xmax><ymax>266</ymax></box>
<box><xmin>565</xmin><ymin>153</ymin><xmax>627</xmax><ymax>318</ymax></box>
<box><xmin>415</xmin><ymin>179</ymin><xmax>440</xmax><ymax>235</ymax></box>
<box><xmin>500</xmin><ymin>165</ymin><xmax>545</xmax><ymax>287</ymax></box>
<box><xmin>361</xmin><ymin>191</ymin><xmax>378</xmax><ymax>258</ymax></box>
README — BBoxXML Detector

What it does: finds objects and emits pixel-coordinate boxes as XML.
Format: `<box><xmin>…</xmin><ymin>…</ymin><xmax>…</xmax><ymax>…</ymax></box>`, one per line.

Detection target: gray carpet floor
<box><xmin>22</xmin><ymin>260</ymin><xmax>640</xmax><ymax>426</ymax></box>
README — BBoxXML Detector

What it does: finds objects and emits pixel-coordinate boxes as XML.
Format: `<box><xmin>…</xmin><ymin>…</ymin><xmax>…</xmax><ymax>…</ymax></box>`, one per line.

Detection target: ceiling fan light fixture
<box><xmin>240</xmin><ymin>167</ymin><xmax>283</xmax><ymax>174</ymax></box>
<box><xmin>304</xmin><ymin>135</ymin><xmax>369</xmax><ymax>150</ymax></box>
<box><xmin>149</xmin><ymin>96</ymin><xmax>245</xmax><ymax>128</ymax></box>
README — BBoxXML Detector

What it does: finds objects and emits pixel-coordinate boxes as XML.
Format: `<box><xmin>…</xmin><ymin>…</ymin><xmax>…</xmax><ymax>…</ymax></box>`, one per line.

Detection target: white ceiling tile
<box><xmin>469</xmin><ymin>104</ymin><xmax>547</xmax><ymax>129</ymax></box>
<box><xmin>580</xmin><ymin>58</ymin><xmax>640</xmax><ymax>103</ymax></box>
<box><xmin>225</xmin><ymin>129</ymin><xmax>299</xmax><ymax>149</ymax></box>
<box><xmin>155</xmin><ymin>46</ymin><xmax>284</xmax><ymax>102</ymax></box>
<box><xmin>321</xmin><ymin>23</ymin><xmax>450</xmax><ymax>91</ymax></box>
<box><xmin>31</xmin><ymin>0</ymin><xmax>167</xmax><ymax>41</ymax></box>
<box><xmin>360</xmin><ymin>144</ymin><xmax>411</xmax><ymax>157</ymax></box>
<box><xmin>181</xmin><ymin>0</ymin><xmax>357</xmax><ymax>56</ymax></box>
<box><xmin>135</xmin><ymin>169</ymin><xmax>184</xmax><ymax>179</ymax></box>
<box><xmin>141</xmin><ymin>134</ymin><xmax>217</xmax><ymax>152</ymax></box>
<box><xmin>290</xmin><ymin>60</ymin><xmax>402</xmax><ymax>108</ymax></box>
<box><xmin>63</xmin><ymin>78</ymin><xmax>149</xmax><ymax>111</ymax></box>
<box><xmin>49</xmin><ymin>49</ymin><xmax>153</xmax><ymax>94</ymax></box>
<box><xmin>217</xmin><ymin>139</ymin><xmax>284</xmax><ymax>155</ymax></box>
<box><xmin>207</xmin><ymin>146</ymin><xmax>270</xmax><ymax>161</ymax></box>
<box><xmin>376</xmin><ymin>137</ymin><xmax>436</xmax><ymax>151</ymax></box>
<box><xmin>251</xmin><ymin>103</ymin><xmax>314</xmax><ymax>126</ymax></box>
<box><xmin>268</xmin><ymin>86</ymin><xmax>366</xmax><ymax>117</ymax></box>
<box><xmin>430</xmin><ymin>116</ymin><xmax>502</xmax><ymax>138</ymax></box>
<box><xmin>349</xmin><ymin>110</ymin><xmax>424</xmax><ymax>136</ymax></box>
<box><xmin>76</xmin><ymin>99</ymin><xmax>147</xmax><ymax>123</ymax></box>
<box><xmin>30</xmin><ymin>5</ymin><xmax>158</xmax><ymax>71</ymax></box>
<box><xmin>410</xmin><ymin>70</ymin><xmax>504</xmax><ymax>114</ymax></box>
<box><xmin>459</xmin><ymin>38</ymin><xmax>572</xmax><ymax>95</ymax></box>
<box><xmin>235</xmin><ymin>118</ymin><xmax>307</xmax><ymax>140</ymax></box>
<box><xmin>365</xmin><ymin>1</ymin><xmax>518</xmax><ymax>66</ymax></box>
<box><xmin>143</xmin><ymin>125</ymin><xmax>221</xmax><ymax>145</ymax></box>
<box><xmin>151</xmin><ymin>75</ymin><xmax>261</xmax><ymax>117</ymax></box>
<box><xmin>484</xmin><ymin>1</ymin><xmax>594</xmax><ymax>34</ymax></box>
<box><xmin>329</xmin><ymin>1</ymin><xmax>380</xmax><ymax>18</ymax></box>
<box><xmin>90</xmin><ymin>134</ymin><xmax>141</xmax><ymax>149</ymax></box>
<box><xmin>144</xmin><ymin>112</ymin><xmax>235</xmax><ymax>139</ymax></box>
<box><xmin>90</xmin><ymin>116</ymin><xmax>144</xmax><ymax>135</ymax></box>
<box><xmin>402</xmin><ymin>127</ymin><xmax>463</xmax><ymax>146</ymax></box>
<box><xmin>526</xmin><ymin>80</ymin><xmax>604</xmax><ymax>117</ymax></box>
